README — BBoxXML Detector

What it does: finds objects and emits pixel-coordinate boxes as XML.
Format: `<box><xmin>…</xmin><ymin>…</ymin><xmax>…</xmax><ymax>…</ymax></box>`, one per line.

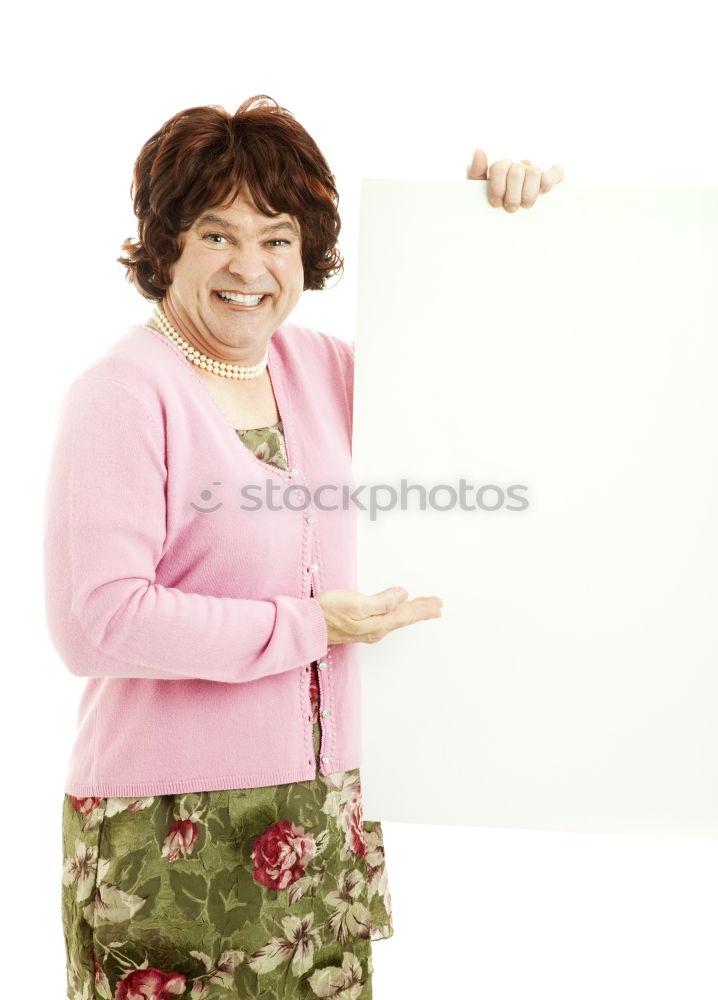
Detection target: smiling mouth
<box><xmin>215</xmin><ymin>291</ymin><xmax>268</xmax><ymax>309</ymax></box>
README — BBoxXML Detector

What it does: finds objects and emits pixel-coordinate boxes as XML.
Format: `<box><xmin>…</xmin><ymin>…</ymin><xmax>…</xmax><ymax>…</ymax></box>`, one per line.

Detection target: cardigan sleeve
<box><xmin>43</xmin><ymin>376</ymin><xmax>329</xmax><ymax>684</ymax></box>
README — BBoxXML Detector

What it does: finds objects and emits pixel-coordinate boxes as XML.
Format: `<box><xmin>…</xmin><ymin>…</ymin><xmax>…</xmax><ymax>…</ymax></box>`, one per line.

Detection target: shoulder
<box><xmin>64</xmin><ymin>324</ymin><xmax>171</xmax><ymax>386</ymax></box>
<box><xmin>271</xmin><ymin>321</ymin><xmax>354</xmax><ymax>375</ymax></box>
<box><xmin>56</xmin><ymin>325</ymin><xmax>174</xmax><ymax>433</ymax></box>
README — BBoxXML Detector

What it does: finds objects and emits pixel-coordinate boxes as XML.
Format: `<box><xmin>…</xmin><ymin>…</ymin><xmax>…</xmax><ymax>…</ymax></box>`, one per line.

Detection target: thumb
<box><xmin>466</xmin><ymin>149</ymin><xmax>489</xmax><ymax>180</ymax></box>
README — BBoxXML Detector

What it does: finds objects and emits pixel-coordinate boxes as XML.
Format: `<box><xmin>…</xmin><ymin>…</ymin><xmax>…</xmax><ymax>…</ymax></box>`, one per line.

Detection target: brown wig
<box><xmin>118</xmin><ymin>95</ymin><xmax>344</xmax><ymax>300</ymax></box>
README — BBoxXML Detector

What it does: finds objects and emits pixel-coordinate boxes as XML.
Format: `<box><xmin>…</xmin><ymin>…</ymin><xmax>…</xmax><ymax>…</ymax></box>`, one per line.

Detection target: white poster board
<box><xmin>354</xmin><ymin>178</ymin><xmax>718</xmax><ymax>839</ymax></box>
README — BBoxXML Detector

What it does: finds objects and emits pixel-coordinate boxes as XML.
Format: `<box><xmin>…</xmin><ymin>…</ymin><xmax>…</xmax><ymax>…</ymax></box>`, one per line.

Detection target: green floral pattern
<box><xmin>60</xmin><ymin>420</ymin><xmax>393</xmax><ymax>999</ymax></box>
<box><xmin>235</xmin><ymin>419</ymin><xmax>289</xmax><ymax>470</ymax></box>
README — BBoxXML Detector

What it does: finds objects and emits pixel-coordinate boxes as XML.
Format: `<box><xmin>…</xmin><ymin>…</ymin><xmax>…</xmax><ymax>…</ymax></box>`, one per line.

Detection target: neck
<box><xmin>148</xmin><ymin>302</ymin><xmax>270</xmax><ymax>381</ymax></box>
<box><xmin>161</xmin><ymin>297</ymin><xmax>268</xmax><ymax>369</ymax></box>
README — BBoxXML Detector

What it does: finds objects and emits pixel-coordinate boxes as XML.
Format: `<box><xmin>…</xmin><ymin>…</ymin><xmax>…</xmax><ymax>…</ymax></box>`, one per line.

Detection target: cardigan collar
<box><xmin>137</xmin><ymin>322</ymin><xmax>300</xmax><ymax>481</ymax></box>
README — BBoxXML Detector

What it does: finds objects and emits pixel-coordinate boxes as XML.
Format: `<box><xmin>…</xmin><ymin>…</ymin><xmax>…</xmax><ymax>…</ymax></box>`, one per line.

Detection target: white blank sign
<box><xmin>353</xmin><ymin>178</ymin><xmax>718</xmax><ymax>838</ymax></box>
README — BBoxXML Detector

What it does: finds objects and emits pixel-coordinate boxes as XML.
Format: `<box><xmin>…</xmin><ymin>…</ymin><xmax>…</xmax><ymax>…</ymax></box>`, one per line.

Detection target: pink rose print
<box><xmin>161</xmin><ymin>819</ymin><xmax>198</xmax><ymax>861</ymax></box>
<box><xmin>115</xmin><ymin>967</ymin><xmax>186</xmax><ymax>999</ymax></box>
<box><xmin>342</xmin><ymin>785</ymin><xmax>367</xmax><ymax>859</ymax></box>
<box><xmin>251</xmin><ymin>819</ymin><xmax>317</xmax><ymax>890</ymax></box>
<box><xmin>309</xmin><ymin>665</ymin><xmax>320</xmax><ymax>723</ymax></box>
<box><xmin>70</xmin><ymin>796</ymin><xmax>102</xmax><ymax>815</ymax></box>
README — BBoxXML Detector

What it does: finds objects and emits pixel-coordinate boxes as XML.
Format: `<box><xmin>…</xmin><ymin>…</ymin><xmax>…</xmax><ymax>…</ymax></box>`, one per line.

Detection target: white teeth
<box><xmin>217</xmin><ymin>291</ymin><xmax>264</xmax><ymax>305</ymax></box>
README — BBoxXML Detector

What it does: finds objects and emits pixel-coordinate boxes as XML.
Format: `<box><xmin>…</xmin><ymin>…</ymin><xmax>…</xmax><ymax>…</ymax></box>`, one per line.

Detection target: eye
<box><xmin>267</xmin><ymin>239</ymin><xmax>291</xmax><ymax>247</ymax></box>
<box><xmin>202</xmin><ymin>232</ymin><xmax>229</xmax><ymax>245</ymax></box>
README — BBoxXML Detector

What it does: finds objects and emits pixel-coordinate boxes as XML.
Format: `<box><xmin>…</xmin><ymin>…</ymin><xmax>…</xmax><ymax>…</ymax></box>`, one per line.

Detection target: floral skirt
<box><xmin>60</xmin><ymin>697</ymin><xmax>393</xmax><ymax>999</ymax></box>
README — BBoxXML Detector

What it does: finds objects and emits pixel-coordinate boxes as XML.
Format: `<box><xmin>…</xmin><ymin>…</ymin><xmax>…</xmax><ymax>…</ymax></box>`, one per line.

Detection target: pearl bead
<box><xmin>151</xmin><ymin>302</ymin><xmax>269</xmax><ymax>380</ymax></box>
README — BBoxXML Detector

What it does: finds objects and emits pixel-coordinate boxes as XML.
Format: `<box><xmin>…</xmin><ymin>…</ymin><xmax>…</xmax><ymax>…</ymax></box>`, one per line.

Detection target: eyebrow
<box><xmin>194</xmin><ymin>213</ymin><xmax>299</xmax><ymax>237</ymax></box>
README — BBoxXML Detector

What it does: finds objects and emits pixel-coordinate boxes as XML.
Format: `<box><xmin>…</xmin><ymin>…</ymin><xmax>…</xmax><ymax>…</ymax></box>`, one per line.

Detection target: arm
<box><xmin>43</xmin><ymin>376</ymin><xmax>328</xmax><ymax>684</ymax></box>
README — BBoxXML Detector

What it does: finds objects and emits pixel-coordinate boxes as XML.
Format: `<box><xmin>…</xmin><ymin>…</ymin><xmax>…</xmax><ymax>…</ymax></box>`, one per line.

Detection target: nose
<box><xmin>226</xmin><ymin>243</ymin><xmax>267</xmax><ymax>286</ymax></box>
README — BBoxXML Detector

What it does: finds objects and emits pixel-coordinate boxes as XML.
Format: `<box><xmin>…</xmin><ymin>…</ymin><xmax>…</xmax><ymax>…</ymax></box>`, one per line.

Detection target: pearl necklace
<box><xmin>151</xmin><ymin>301</ymin><xmax>269</xmax><ymax>380</ymax></box>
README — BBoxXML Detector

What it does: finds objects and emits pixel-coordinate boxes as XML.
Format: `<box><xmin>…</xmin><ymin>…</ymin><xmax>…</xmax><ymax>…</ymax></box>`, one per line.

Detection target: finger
<box><xmin>385</xmin><ymin>596</ymin><xmax>443</xmax><ymax>629</ymax></box>
<box><xmin>504</xmin><ymin>161</ymin><xmax>527</xmax><ymax>212</ymax></box>
<box><xmin>413</xmin><ymin>596</ymin><xmax>444</xmax><ymax>617</ymax></box>
<box><xmin>360</xmin><ymin>596</ymin><xmax>443</xmax><ymax>644</ymax></box>
<box><xmin>487</xmin><ymin>158</ymin><xmax>511</xmax><ymax>205</ymax></box>
<box><xmin>466</xmin><ymin>149</ymin><xmax>489</xmax><ymax>180</ymax></box>
<box><xmin>520</xmin><ymin>159</ymin><xmax>532</xmax><ymax>165</ymax></box>
<box><xmin>521</xmin><ymin>164</ymin><xmax>543</xmax><ymax>207</ymax></box>
<box><xmin>360</xmin><ymin>586</ymin><xmax>410</xmax><ymax>618</ymax></box>
<box><xmin>539</xmin><ymin>164</ymin><xmax>565</xmax><ymax>193</ymax></box>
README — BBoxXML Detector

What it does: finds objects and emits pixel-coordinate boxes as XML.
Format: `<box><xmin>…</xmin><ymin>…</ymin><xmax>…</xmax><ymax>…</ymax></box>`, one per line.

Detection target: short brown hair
<box><xmin>118</xmin><ymin>95</ymin><xmax>344</xmax><ymax>300</ymax></box>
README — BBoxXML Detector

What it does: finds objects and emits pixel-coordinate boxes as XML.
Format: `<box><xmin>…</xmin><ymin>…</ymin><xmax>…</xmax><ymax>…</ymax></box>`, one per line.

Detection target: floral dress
<box><xmin>61</xmin><ymin>419</ymin><xmax>393</xmax><ymax>1000</ymax></box>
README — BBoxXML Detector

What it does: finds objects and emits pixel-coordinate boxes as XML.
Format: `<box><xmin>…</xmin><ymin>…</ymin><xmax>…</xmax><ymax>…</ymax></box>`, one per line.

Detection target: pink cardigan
<box><xmin>43</xmin><ymin>322</ymin><xmax>360</xmax><ymax>797</ymax></box>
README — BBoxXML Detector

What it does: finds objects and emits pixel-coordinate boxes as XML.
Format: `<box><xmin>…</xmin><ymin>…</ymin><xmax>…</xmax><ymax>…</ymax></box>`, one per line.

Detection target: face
<box><xmin>162</xmin><ymin>184</ymin><xmax>304</xmax><ymax>366</ymax></box>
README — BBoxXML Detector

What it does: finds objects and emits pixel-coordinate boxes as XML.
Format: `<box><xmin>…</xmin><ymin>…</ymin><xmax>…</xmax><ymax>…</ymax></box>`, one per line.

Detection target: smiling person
<box><xmin>44</xmin><ymin>95</ymin><xmax>563</xmax><ymax>1000</ymax></box>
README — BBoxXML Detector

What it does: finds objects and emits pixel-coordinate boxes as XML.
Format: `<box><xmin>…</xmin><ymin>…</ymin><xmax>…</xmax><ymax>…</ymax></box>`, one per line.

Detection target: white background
<box><xmin>2</xmin><ymin>2</ymin><xmax>717</xmax><ymax>997</ymax></box>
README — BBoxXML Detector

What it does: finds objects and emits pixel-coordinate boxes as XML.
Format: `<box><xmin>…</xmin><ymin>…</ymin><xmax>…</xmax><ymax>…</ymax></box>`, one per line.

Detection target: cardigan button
<box><xmin>291</xmin><ymin>467</ymin><xmax>300</xmax><ymax>475</ymax></box>
<box><xmin>322</xmin><ymin>755</ymin><xmax>330</xmax><ymax>763</ymax></box>
<box><xmin>305</xmin><ymin>514</ymin><xmax>315</xmax><ymax>524</ymax></box>
<box><xmin>310</xmin><ymin>563</ymin><xmax>318</xmax><ymax>572</ymax></box>
<box><xmin>318</xmin><ymin>661</ymin><xmax>327</xmax><ymax>670</ymax></box>
<box><xmin>322</xmin><ymin>709</ymin><xmax>330</xmax><ymax>718</ymax></box>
